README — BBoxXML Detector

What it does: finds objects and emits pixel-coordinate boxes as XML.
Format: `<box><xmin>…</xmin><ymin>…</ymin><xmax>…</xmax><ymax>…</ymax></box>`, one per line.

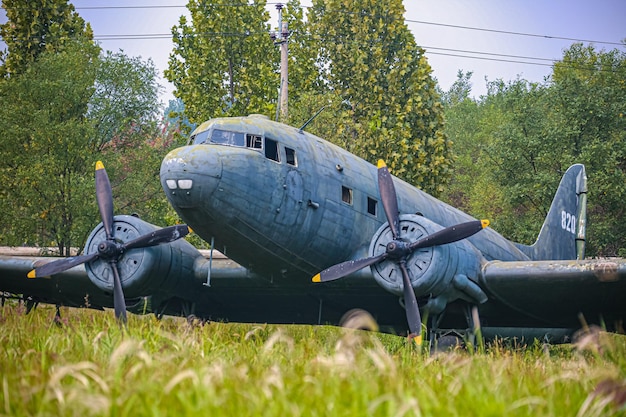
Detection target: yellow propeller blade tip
<box><xmin>95</xmin><ymin>161</ymin><xmax>105</xmax><ymax>171</ymax></box>
<box><xmin>312</xmin><ymin>274</ymin><xmax>321</xmax><ymax>283</ymax></box>
<box><xmin>377</xmin><ymin>159</ymin><xmax>387</xmax><ymax>169</ymax></box>
<box><xmin>412</xmin><ymin>334</ymin><xmax>423</xmax><ymax>346</ymax></box>
<box><xmin>187</xmin><ymin>227</ymin><xmax>193</xmax><ymax>234</ymax></box>
<box><xmin>27</xmin><ymin>270</ymin><xmax>36</xmax><ymax>279</ymax></box>
<box><xmin>481</xmin><ymin>219</ymin><xmax>490</xmax><ymax>229</ymax></box>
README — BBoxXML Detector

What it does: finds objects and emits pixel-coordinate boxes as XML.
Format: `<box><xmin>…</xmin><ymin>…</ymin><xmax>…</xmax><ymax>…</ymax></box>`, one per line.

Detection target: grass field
<box><xmin>1</xmin><ymin>304</ymin><xmax>625</xmax><ymax>416</ymax></box>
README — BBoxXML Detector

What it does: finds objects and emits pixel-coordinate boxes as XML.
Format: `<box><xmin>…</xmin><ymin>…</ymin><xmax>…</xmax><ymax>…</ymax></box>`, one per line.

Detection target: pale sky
<box><xmin>1</xmin><ymin>1</ymin><xmax>624</xmax><ymax>106</ymax></box>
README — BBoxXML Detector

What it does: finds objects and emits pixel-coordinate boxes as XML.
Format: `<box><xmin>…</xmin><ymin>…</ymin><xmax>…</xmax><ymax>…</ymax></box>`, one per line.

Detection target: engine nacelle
<box><xmin>368</xmin><ymin>214</ymin><xmax>487</xmax><ymax>313</ymax></box>
<box><xmin>83</xmin><ymin>215</ymin><xmax>202</xmax><ymax>299</ymax></box>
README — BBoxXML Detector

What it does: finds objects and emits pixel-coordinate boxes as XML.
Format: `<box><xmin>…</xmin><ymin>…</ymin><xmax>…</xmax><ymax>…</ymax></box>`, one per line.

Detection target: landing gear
<box><xmin>54</xmin><ymin>305</ymin><xmax>63</xmax><ymax>326</ymax></box>
<box><xmin>153</xmin><ymin>297</ymin><xmax>201</xmax><ymax>324</ymax></box>
<box><xmin>427</xmin><ymin>304</ymin><xmax>484</xmax><ymax>353</ymax></box>
<box><xmin>24</xmin><ymin>296</ymin><xmax>38</xmax><ymax>314</ymax></box>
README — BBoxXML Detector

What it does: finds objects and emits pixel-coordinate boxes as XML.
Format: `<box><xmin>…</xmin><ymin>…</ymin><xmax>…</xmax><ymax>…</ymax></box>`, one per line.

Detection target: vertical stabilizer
<box><xmin>516</xmin><ymin>164</ymin><xmax>587</xmax><ymax>261</ymax></box>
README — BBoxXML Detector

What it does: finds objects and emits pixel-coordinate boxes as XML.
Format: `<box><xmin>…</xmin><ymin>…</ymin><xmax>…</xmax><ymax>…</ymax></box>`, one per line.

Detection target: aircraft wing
<box><xmin>0</xmin><ymin>250</ymin><xmax>408</xmax><ymax>332</ymax></box>
<box><xmin>0</xmin><ymin>255</ymin><xmax>112</xmax><ymax>309</ymax></box>
<box><xmin>0</xmin><ymin>248</ymin><xmax>252</xmax><ymax>314</ymax></box>
<box><xmin>479</xmin><ymin>259</ymin><xmax>626</xmax><ymax>330</ymax></box>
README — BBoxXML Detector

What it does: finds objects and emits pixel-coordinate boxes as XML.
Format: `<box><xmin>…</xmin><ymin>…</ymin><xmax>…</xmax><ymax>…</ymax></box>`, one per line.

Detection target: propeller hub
<box><xmin>369</xmin><ymin>214</ymin><xmax>436</xmax><ymax>295</ymax></box>
<box><xmin>386</xmin><ymin>240</ymin><xmax>410</xmax><ymax>259</ymax></box>
<box><xmin>97</xmin><ymin>240</ymin><xmax>122</xmax><ymax>259</ymax></box>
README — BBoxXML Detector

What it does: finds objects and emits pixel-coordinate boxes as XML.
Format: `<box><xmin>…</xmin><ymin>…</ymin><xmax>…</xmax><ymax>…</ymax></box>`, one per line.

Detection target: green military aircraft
<box><xmin>1</xmin><ymin>115</ymin><xmax>624</xmax><ymax>346</ymax></box>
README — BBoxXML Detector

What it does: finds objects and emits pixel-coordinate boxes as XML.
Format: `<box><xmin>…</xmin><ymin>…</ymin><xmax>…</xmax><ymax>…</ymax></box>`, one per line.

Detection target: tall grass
<box><xmin>1</xmin><ymin>304</ymin><xmax>624</xmax><ymax>416</ymax></box>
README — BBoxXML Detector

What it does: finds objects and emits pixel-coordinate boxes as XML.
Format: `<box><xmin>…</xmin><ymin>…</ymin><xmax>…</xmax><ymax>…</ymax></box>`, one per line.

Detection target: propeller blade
<box><xmin>377</xmin><ymin>160</ymin><xmax>400</xmax><ymax>240</ymax></box>
<box><xmin>409</xmin><ymin>219</ymin><xmax>489</xmax><ymax>251</ymax></box>
<box><xmin>110</xmin><ymin>261</ymin><xmax>127</xmax><ymax>324</ymax></box>
<box><xmin>95</xmin><ymin>161</ymin><xmax>115</xmax><ymax>241</ymax></box>
<box><xmin>123</xmin><ymin>225</ymin><xmax>190</xmax><ymax>251</ymax></box>
<box><xmin>312</xmin><ymin>253</ymin><xmax>387</xmax><ymax>283</ymax></box>
<box><xmin>399</xmin><ymin>261</ymin><xmax>422</xmax><ymax>346</ymax></box>
<box><xmin>27</xmin><ymin>252</ymin><xmax>98</xmax><ymax>278</ymax></box>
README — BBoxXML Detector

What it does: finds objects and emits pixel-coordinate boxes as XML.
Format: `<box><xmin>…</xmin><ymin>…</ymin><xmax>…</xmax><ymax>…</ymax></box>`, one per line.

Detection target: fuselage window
<box><xmin>265</xmin><ymin>138</ymin><xmax>280</xmax><ymax>162</ymax></box>
<box><xmin>211</xmin><ymin>129</ymin><xmax>245</xmax><ymax>146</ymax></box>
<box><xmin>285</xmin><ymin>147</ymin><xmax>297</xmax><ymax>166</ymax></box>
<box><xmin>367</xmin><ymin>197</ymin><xmax>377</xmax><ymax>216</ymax></box>
<box><xmin>247</xmin><ymin>134</ymin><xmax>263</xmax><ymax>149</ymax></box>
<box><xmin>342</xmin><ymin>186</ymin><xmax>353</xmax><ymax>205</ymax></box>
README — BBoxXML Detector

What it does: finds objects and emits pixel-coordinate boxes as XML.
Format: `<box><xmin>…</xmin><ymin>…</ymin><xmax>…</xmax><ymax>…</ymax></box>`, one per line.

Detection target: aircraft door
<box><xmin>275</xmin><ymin>168</ymin><xmax>304</xmax><ymax>226</ymax></box>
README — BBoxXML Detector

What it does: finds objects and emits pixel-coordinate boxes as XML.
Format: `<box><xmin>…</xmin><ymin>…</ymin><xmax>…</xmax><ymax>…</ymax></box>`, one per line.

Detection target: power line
<box><xmin>422</xmin><ymin>46</ymin><xmax>557</xmax><ymax>64</ymax></box>
<box><xmin>426</xmin><ymin>51</ymin><xmax>555</xmax><ymax>68</ymax></box>
<box><xmin>404</xmin><ymin>19</ymin><xmax>624</xmax><ymax>47</ymax></box>
<box><xmin>2</xmin><ymin>4</ymin><xmax>623</xmax><ymax>72</ymax></box>
<box><xmin>2</xmin><ymin>29</ymin><xmax>617</xmax><ymax>71</ymax></box>
<box><xmin>66</xmin><ymin>3</ymin><xmax>624</xmax><ymax>47</ymax></box>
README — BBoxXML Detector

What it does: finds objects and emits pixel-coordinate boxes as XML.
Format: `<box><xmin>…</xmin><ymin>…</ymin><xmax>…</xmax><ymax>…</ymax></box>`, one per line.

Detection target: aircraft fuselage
<box><xmin>161</xmin><ymin>115</ymin><xmax>528</xmax><ymax>283</ymax></box>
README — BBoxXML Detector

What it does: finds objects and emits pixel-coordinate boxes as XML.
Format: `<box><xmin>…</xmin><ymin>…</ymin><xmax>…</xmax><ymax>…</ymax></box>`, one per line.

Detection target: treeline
<box><xmin>0</xmin><ymin>0</ymin><xmax>181</xmax><ymax>254</ymax></box>
<box><xmin>0</xmin><ymin>0</ymin><xmax>624</xmax><ymax>257</ymax></box>
<box><xmin>440</xmin><ymin>43</ymin><xmax>626</xmax><ymax>256</ymax></box>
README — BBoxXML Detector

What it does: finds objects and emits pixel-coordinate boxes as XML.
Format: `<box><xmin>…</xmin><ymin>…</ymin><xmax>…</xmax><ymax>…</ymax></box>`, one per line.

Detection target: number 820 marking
<box><xmin>561</xmin><ymin>210</ymin><xmax>576</xmax><ymax>234</ymax></box>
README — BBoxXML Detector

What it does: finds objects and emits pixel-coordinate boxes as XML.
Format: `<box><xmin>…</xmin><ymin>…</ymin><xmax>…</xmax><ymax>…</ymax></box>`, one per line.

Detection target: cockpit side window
<box><xmin>191</xmin><ymin>130</ymin><xmax>210</xmax><ymax>145</ymax></box>
<box><xmin>247</xmin><ymin>134</ymin><xmax>263</xmax><ymax>149</ymax></box>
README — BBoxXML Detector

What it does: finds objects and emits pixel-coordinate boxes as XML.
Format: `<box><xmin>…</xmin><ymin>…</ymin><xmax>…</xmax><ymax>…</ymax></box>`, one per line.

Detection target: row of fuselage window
<box><xmin>192</xmin><ymin>128</ymin><xmax>377</xmax><ymax>216</ymax></box>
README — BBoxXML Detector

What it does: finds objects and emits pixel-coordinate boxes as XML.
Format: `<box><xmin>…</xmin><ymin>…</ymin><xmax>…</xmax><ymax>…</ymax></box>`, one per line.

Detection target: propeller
<box><xmin>28</xmin><ymin>161</ymin><xmax>191</xmax><ymax>324</ymax></box>
<box><xmin>313</xmin><ymin>159</ymin><xmax>489</xmax><ymax>346</ymax></box>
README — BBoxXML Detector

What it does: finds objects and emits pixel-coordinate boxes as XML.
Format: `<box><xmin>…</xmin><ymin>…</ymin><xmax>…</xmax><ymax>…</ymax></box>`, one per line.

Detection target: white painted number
<box><xmin>561</xmin><ymin>210</ymin><xmax>576</xmax><ymax>234</ymax></box>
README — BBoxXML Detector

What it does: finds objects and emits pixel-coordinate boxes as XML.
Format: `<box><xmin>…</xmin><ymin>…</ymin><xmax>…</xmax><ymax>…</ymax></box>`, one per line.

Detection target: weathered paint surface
<box><xmin>0</xmin><ymin>116</ymin><xmax>623</xmax><ymax>339</ymax></box>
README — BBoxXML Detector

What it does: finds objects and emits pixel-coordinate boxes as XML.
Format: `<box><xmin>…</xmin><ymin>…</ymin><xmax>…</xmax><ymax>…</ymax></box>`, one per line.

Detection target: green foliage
<box><xmin>0</xmin><ymin>41</ymin><xmax>179</xmax><ymax>253</ymax></box>
<box><xmin>306</xmin><ymin>0</ymin><xmax>451</xmax><ymax>195</ymax></box>
<box><xmin>439</xmin><ymin>70</ymin><xmax>474</xmax><ymax>107</ymax></box>
<box><xmin>551</xmin><ymin>44</ymin><xmax>626</xmax><ymax>255</ymax></box>
<box><xmin>166</xmin><ymin>0</ymin><xmax>451</xmax><ymax>195</ymax></box>
<box><xmin>442</xmin><ymin>44</ymin><xmax>626</xmax><ymax>255</ymax></box>
<box><xmin>0</xmin><ymin>3</ymin><xmax>182</xmax><ymax>252</ymax></box>
<box><xmin>165</xmin><ymin>0</ymin><xmax>277</xmax><ymax>124</ymax></box>
<box><xmin>0</xmin><ymin>0</ymin><xmax>95</xmax><ymax>77</ymax></box>
<box><xmin>89</xmin><ymin>51</ymin><xmax>163</xmax><ymax>151</ymax></box>
<box><xmin>0</xmin><ymin>43</ymin><xmax>98</xmax><ymax>254</ymax></box>
<box><xmin>2</xmin><ymin>305</ymin><xmax>625</xmax><ymax>416</ymax></box>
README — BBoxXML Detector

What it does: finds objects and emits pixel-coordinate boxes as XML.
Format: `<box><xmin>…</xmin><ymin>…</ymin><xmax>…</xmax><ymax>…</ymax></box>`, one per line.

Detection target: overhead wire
<box><xmin>65</xmin><ymin>2</ymin><xmax>624</xmax><ymax>47</ymax></box>
<box><xmin>90</xmin><ymin>30</ymin><xmax>624</xmax><ymax>73</ymax></box>
<box><xmin>1</xmin><ymin>2</ymin><xmax>623</xmax><ymax>70</ymax></box>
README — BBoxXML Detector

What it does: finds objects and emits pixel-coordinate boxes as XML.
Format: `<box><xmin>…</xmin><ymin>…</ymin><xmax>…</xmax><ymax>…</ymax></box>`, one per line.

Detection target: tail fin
<box><xmin>516</xmin><ymin>164</ymin><xmax>587</xmax><ymax>261</ymax></box>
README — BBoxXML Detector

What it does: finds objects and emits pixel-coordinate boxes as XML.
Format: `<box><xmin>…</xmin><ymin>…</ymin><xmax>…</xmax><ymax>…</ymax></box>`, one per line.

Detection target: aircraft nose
<box><xmin>160</xmin><ymin>145</ymin><xmax>222</xmax><ymax>208</ymax></box>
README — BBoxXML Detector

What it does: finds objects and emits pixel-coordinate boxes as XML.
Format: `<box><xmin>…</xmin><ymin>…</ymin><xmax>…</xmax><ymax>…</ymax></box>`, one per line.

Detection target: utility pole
<box><xmin>270</xmin><ymin>4</ymin><xmax>289</xmax><ymax>120</ymax></box>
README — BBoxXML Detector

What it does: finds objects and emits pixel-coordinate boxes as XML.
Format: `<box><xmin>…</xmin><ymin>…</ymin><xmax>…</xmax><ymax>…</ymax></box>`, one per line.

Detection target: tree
<box><xmin>306</xmin><ymin>0</ymin><xmax>451</xmax><ymax>195</ymax></box>
<box><xmin>0</xmin><ymin>2</ymin><xmax>175</xmax><ymax>253</ymax></box>
<box><xmin>88</xmin><ymin>51</ymin><xmax>163</xmax><ymax>151</ymax></box>
<box><xmin>0</xmin><ymin>43</ymin><xmax>97</xmax><ymax>254</ymax></box>
<box><xmin>0</xmin><ymin>0</ymin><xmax>95</xmax><ymax>78</ymax></box>
<box><xmin>165</xmin><ymin>0</ymin><xmax>277</xmax><ymax>124</ymax></box>
<box><xmin>441</xmin><ymin>44</ymin><xmax>626</xmax><ymax>256</ymax></box>
<box><xmin>439</xmin><ymin>70</ymin><xmax>474</xmax><ymax>107</ymax></box>
<box><xmin>90</xmin><ymin>53</ymin><xmax>179</xmax><ymax>232</ymax></box>
<box><xmin>551</xmin><ymin>43</ymin><xmax>626</xmax><ymax>255</ymax></box>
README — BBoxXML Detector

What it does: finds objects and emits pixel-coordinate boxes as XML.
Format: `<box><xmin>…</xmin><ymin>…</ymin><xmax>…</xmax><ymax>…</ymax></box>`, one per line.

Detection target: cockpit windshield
<box><xmin>211</xmin><ymin>129</ymin><xmax>245</xmax><ymax>146</ymax></box>
<box><xmin>190</xmin><ymin>128</ymin><xmax>263</xmax><ymax>150</ymax></box>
